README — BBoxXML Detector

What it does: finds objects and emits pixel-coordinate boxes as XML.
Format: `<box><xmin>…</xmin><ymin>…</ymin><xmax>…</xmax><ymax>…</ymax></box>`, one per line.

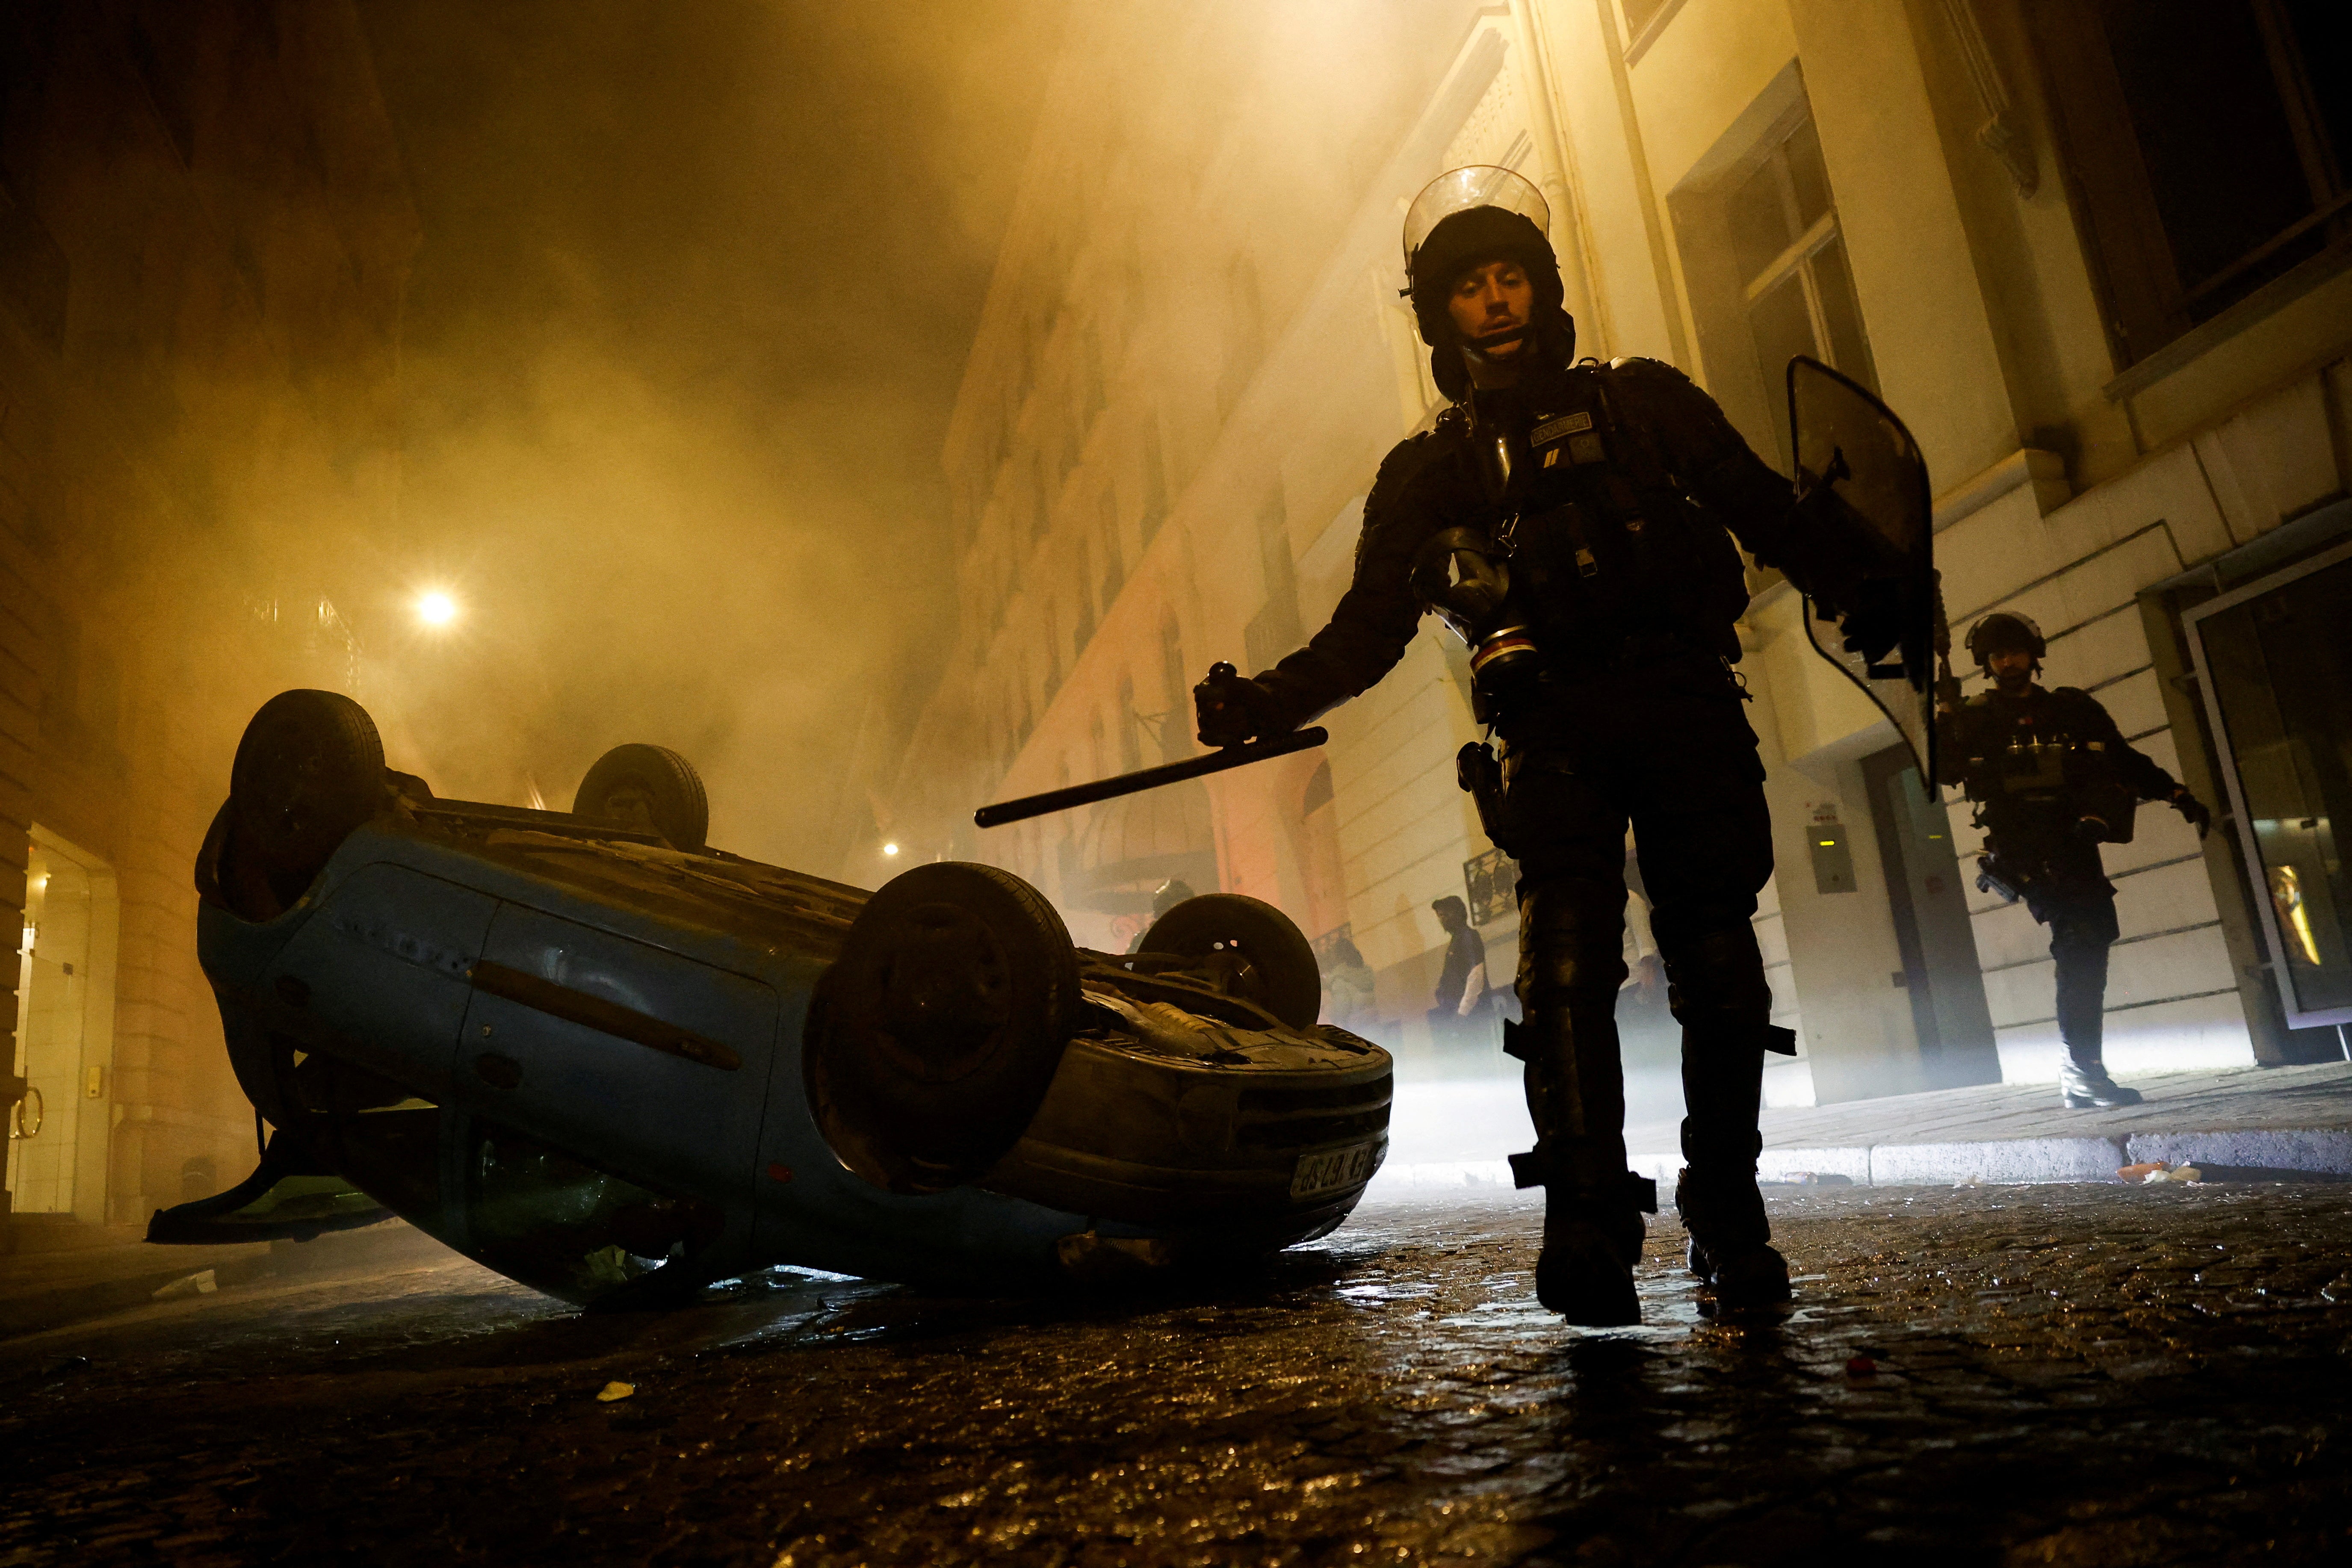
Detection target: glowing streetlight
<box><xmin>416</xmin><ymin>590</ymin><xmax>458</xmax><ymax>628</ymax></box>
<box><xmin>882</xmin><ymin>842</ymin><xmax>900</xmax><ymax>857</ymax></box>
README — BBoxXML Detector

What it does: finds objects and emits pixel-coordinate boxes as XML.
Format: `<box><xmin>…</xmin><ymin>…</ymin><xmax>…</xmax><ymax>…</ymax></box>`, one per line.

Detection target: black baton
<box><xmin>975</xmin><ymin>728</ymin><xmax>1329</xmax><ymax>829</ymax></box>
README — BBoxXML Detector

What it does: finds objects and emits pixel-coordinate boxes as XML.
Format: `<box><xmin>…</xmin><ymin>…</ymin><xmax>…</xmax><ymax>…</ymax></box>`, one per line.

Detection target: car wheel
<box><xmin>228</xmin><ymin>689</ymin><xmax>387</xmax><ymax>909</ymax></box>
<box><xmin>809</xmin><ymin>862</ymin><xmax>1078</xmax><ymax>1193</ymax></box>
<box><xmin>1140</xmin><ymin>893</ymin><xmax>1322</xmax><ymax>1029</ymax></box>
<box><xmin>574</xmin><ymin>743</ymin><xmax>709</xmax><ymax>850</ymax></box>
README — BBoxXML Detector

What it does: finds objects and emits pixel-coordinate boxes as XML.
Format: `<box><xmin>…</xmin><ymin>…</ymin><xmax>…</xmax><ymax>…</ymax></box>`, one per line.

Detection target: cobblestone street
<box><xmin>3</xmin><ymin>1184</ymin><xmax>2348</xmax><ymax>1566</ymax></box>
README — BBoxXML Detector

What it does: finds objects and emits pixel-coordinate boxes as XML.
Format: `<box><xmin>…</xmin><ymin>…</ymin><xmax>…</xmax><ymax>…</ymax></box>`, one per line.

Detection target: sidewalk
<box><xmin>0</xmin><ymin>1221</ymin><xmax>441</xmax><ymax>1341</ymax></box>
<box><xmin>1371</xmin><ymin>1060</ymin><xmax>2352</xmax><ymax>1193</ymax></box>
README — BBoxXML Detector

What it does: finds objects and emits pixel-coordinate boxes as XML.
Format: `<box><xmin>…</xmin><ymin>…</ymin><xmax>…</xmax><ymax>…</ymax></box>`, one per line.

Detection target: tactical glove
<box><xmin>1194</xmin><ymin>661</ymin><xmax>1283</xmax><ymax>748</ymax></box>
<box><xmin>1836</xmin><ymin>575</ymin><xmax>1912</xmax><ymax>668</ymax></box>
<box><xmin>2172</xmin><ymin>788</ymin><xmax>2212</xmax><ymax>839</ymax></box>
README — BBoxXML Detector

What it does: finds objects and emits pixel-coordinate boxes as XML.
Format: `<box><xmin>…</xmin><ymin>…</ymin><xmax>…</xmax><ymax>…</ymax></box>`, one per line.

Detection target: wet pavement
<box><xmin>2</xmin><ymin>1184</ymin><xmax>2348</xmax><ymax>1566</ymax></box>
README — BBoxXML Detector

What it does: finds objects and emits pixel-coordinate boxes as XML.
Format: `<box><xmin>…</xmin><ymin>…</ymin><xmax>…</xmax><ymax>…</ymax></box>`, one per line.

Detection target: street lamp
<box><xmin>416</xmin><ymin>590</ymin><xmax>458</xmax><ymax>628</ymax></box>
<box><xmin>882</xmin><ymin>842</ymin><xmax>900</xmax><ymax>858</ymax></box>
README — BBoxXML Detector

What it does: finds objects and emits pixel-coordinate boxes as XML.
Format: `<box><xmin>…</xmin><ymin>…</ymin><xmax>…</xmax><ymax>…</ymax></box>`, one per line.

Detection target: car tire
<box><xmin>574</xmin><ymin>743</ymin><xmax>709</xmax><ymax>851</ymax></box>
<box><xmin>810</xmin><ymin>862</ymin><xmax>1079</xmax><ymax>1193</ymax></box>
<box><xmin>228</xmin><ymin>689</ymin><xmax>387</xmax><ymax>909</ymax></box>
<box><xmin>1140</xmin><ymin>893</ymin><xmax>1322</xmax><ymax>1030</ymax></box>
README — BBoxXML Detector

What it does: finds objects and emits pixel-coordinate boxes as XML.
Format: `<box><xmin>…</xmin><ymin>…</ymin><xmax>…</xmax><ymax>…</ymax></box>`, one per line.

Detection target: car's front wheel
<box><xmin>225</xmin><ymin>689</ymin><xmax>387</xmax><ymax>912</ymax></box>
<box><xmin>807</xmin><ymin>862</ymin><xmax>1078</xmax><ymax>1193</ymax></box>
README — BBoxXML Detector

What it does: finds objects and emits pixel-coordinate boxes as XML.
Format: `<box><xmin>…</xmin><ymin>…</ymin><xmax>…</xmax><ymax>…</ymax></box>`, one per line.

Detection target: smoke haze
<box><xmin>352</xmin><ymin>0</ymin><xmax>1064</xmax><ymax>874</ymax></box>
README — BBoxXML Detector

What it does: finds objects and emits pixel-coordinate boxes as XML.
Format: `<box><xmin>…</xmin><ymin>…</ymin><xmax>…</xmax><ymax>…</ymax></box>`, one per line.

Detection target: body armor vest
<box><xmin>1415</xmin><ymin>364</ymin><xmax>1752</xmax><ymax>718</ymax></box>
<box><xmin>1954</xmin><ymin>691</ymin><xmax>2138</xmax><ymax>850</ymax></box>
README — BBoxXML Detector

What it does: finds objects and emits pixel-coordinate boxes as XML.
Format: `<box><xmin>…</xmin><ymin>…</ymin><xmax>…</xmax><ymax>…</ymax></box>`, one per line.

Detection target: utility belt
<box><xmin>1453</xmin><ymin>637</ymin><xmax>1735</xmax><ymax>859</ymax></box>
<box><xmin>1534</xmin><ymin>629</ymin><xmax>1711</xmax><ymax>682</ymax></box>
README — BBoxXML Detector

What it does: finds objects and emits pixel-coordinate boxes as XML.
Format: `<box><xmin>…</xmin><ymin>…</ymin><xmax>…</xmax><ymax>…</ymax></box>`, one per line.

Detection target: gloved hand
<box><xmin>1836</xmin><ymin>576</ymin><xmax>1912</xmax><ymax>668</ymax></box>
<box><xmin>2172</xmin><ymin>788</ymin><xmax>2212</xmax><ymax>839</ymax></box>
<box><xmin>1193</xmin><ymin>661</ymin><xmax>1283</xmax><ymax>748</ymax></box>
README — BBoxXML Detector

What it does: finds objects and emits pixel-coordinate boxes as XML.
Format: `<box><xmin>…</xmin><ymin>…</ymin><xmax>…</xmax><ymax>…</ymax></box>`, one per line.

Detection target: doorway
<box><xmin>6</xmin><ymin>829</ymin><xmax>119</xmax><ymax>1224</ymax></box>
<box><xmin>1860</xmin><ymin>745</ymin><xmax>2002</xmax><ymax>1089</ymax></box>
<box><xmin>2187</xmin><ymin>537</ymin><xmax>2352</xmax><ymax>1034</ymax></box>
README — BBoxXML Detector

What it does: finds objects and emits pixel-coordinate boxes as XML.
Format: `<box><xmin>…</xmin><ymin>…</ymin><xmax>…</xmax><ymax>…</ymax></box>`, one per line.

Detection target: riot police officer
<box><xmin>1193</xmin><ymin>168</ymin><xmax>1903</xmax><ymax>1325</ymax></box>
<box><xmin>1938</xmin><ymin>612</ymin><xmax>2211</xmax><ymax>1107</ymax></box>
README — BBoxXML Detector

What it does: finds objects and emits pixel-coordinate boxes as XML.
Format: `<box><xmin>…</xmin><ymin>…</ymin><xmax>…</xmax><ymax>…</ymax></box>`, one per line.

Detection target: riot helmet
<box><xmin>1965</xmin><ymin>611</ymin><xmax>2045</xmax><ymax>670</ymax></box>
<box><xmin>1403</xmin><ymin>166</ymin><xmax>1574</xmax><ymax>400</ymax></box>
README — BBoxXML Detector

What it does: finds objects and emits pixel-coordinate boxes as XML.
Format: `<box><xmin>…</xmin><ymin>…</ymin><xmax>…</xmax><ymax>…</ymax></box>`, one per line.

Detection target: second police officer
<box><xmin>1194</xmin><ymin>168</ymin><xmax>1906</xmax><ymax>1325</ymax></box>
<box><xmin>1940</xmin><ymin>611</ymin><xmax>2212</xmax><ymax>1109</ymax></box>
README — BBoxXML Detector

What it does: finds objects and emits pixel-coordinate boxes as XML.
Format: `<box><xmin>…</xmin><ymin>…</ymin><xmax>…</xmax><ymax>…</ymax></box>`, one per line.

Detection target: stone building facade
<box><xmin>1</xmin><ymin>2</ymin><xmax>416</xmax><ymax>1244</ymax></box>
<box><xmin>889</xmin><ymin>0</ymin><xmax>2352</xmax><ymax>1100</ymax></box>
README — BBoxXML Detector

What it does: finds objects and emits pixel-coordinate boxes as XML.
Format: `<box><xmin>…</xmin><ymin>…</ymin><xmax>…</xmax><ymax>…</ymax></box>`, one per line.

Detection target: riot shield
<box><xmin>1787</xmin><ymin>355</ymin><xmax>1947</xmax><ymax>785</ymax></box>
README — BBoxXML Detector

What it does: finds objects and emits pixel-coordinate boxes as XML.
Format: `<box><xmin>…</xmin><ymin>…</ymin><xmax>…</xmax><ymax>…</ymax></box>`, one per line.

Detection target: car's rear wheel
<box><xmin>1139</xmin><ymin>893</ymin><xmax>1322</xmax><ymax>1029</ymax></box>
<box><xmin>227</xmin><ymin>689</ymin><xmax>387</xmax><ymax>910</ymax></box>
<box><xmin>808</xmin><ymin>862</ymin><xmax>1078</xmax><ymax>1193</ymax></box>
<box><xmin>574</xmin><ymin>743</ymin><xmax>708</xmax><ymax>850</ymax></box>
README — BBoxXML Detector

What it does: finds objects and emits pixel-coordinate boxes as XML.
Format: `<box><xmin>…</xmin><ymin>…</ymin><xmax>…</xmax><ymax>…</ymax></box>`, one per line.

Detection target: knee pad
<box><xmin>1660</xmin><ymin>924</ymin><xmax>1772</xmax><ymax>1028</ymax></box>
<box><xmin>1514</xmin><ymin>879</ymin><xmax>1628</xmax><ymax>1008</ymax></box>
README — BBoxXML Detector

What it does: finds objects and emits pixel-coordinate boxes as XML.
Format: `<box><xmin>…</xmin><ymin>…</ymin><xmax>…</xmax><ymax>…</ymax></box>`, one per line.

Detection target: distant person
<box><xmin>1428</xmin><ymin>895</ymin><xmax>1489</xmax><ymax>1047</ymax></box>
<box><xmin>1151</xmin><ymin>878</ymin><xmax>1195</xmax><ymax>921</ymax></box>
<box><xmin>1130</xmin><ymin>878</ymin><xmax>1198</xmax><ymax>953</ymax></box>
<box><xmin>1939</xmin><ymin>612</ymin><xmax>2210</xmax><ymax>1108</ymax></box>
<box><xmin>1323</xmin><ymin>933</ymin><xmax>1376</xmax><ymax>1030</ymax></box>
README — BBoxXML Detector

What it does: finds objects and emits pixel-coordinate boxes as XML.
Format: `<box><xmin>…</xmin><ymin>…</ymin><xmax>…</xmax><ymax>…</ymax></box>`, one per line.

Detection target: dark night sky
<box><xmin>353</xmin><ymin>0</ymin><xmax>1063</xmax><ymax>872</ymax></box>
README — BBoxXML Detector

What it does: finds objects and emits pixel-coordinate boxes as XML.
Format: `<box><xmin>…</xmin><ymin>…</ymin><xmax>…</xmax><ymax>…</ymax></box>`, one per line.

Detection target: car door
<box><xmin>455</xmin><ymin>904</ymin><xmax>780</xmax><ymax>1203</ymax></box>
<box><xmin>265</xmin><ymin>859</ymin><xmax>502</xmax><ymax>1106</ymax></box>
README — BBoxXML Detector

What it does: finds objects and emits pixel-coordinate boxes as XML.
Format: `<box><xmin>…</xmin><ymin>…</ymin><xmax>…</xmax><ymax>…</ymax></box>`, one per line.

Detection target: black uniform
<box><xmin>1938</xmin><ymin>684</ymin><xmax>2183</xmax><ymax>1073</ymax></box>
<box><xmin>1243</xmin><ymin>354</ymin><xmax>1853</xmax><ymax>1283</ymax></box>
<box><xmin>1431</xmin><ymin>919</ymin><xmax>1488</xmax><ymax>1045</ymax></box>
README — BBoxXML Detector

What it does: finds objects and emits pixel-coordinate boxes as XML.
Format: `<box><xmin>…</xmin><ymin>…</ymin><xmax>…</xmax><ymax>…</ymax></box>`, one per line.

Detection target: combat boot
<box><xmin>1512</xmin><ymin>1138</ymin><xmax>1654</xmax><ymax>1326</ymax></box>
<box><xmin>2059</xmin><ymin>1056</ymin><xmax>2142</xmax><ymax>1109</ymax></box>
<box><xmin>1675</xmin><ymin>1011</ymin><xmax>1791</xmax><ymax>1311</ymax></box>
<box><xmin>1675</xmin><ymin>1165</ymin><xmax>1791</xmax><ymax>1310</ymax></box>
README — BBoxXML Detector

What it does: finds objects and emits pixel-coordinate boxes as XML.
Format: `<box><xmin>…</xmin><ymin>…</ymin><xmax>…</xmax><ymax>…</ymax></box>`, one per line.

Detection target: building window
<box><xmin>1244</xmin><ymin>494</ymin><xmax>1300</xmax><ymax>674</ymax></box>
<box><xmin>1116</xmin><ymin>673</ymin><xmax>1141</xmax><ymax>772</ymax></box>
<box><xmin>1158</xmin><ymin>616</ymin><xmax>1187</xmax><ymax>762</ymax></box>
<box><xmin>2032</xmin><ymin>0</ymin><xmax>2349</xmax><ymax>366</ymax></box>
<box><xmin>1073</xmin><ymin>539</ymin><xmax>1096</xmax><ymax>656</ymax></box>
<box><xmin>1722</xmin><ymin>112</ymin><xmax>1876</xmax><ymax>469</ymax></box>
<box><xmin>1138</xmin><ymin>419</ymin><xmax>1168</xmax><ymax>547</ymax></box>
<box><xmin>1098</xmin><ymin>484</ymin><xmax>1124</xmax><ymax>608</ymax></box>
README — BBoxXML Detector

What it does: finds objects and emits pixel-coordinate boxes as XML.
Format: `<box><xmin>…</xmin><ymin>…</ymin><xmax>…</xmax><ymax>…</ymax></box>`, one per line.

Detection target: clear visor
<box><xmin>1402</xmin><ymin>166</ymin><xmax>1550</xmax><ymax>262</ymax></box>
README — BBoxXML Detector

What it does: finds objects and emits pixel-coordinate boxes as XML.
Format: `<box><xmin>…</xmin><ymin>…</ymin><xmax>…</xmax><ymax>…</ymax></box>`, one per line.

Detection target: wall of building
<box><xmin>0</xmin><ymin>1</ymin><xmax>416</xmax><ymax>1240</ymax></box>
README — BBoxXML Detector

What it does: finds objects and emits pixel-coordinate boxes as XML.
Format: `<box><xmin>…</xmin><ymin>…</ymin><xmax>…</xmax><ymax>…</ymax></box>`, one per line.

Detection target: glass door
<box><xmin>2187</xmin><ymin>539</ymin><xmax>2352</xmax><ymax>1029</ymax></box>
<box><xmin>6</xmin><ymin>830</ymin><xmax>118</xmax><ymax>1223</ymax></box>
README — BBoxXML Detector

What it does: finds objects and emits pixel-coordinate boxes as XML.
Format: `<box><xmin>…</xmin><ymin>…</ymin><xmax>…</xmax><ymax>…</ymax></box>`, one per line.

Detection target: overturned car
<box><xmin>154</xmin><ymin>691</ymin><xmax>1390</xmax><ymax>1305</ymax></box>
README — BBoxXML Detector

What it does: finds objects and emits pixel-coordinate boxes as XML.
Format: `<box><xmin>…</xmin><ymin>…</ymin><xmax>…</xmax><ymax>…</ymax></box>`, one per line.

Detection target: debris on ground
<box><xmin>150</xmin><ymin>1270</ymin><xmax>217</xmax><ymax>1300</ymax></box>
<box><xmin>596</xmin><ymin>1381</ymin><xmax>635</xmax><ymax>1403</ymax></box>
<box><xmin>2119</xmin><ymin>1161</ymin><xmax>2203</xmax><ymax>1184</ymax></box>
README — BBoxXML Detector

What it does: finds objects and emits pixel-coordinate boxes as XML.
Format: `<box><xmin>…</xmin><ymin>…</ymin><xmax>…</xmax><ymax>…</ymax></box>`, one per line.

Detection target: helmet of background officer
<box><xmin>1966</xmin><ymin>611</ymin><xmax>2045</xmax><ymax>694</ymax></box>
<box><xmin>1150</xmin><ymin>878</ymin><xmax>1196</xmax><ymax>921</ymax></box>
<box><xmin>1404</xmin><ymin>166</ymin><xmax>1574</xmax><ymax>402</ymax></box>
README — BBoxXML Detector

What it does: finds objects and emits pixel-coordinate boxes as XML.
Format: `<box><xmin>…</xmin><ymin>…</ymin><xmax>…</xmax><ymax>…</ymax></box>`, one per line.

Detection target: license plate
<box><xmin>1289</xmin><ymin>1141</ymin><xmax>1380</xmax><ymax>1199</ymax></box>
